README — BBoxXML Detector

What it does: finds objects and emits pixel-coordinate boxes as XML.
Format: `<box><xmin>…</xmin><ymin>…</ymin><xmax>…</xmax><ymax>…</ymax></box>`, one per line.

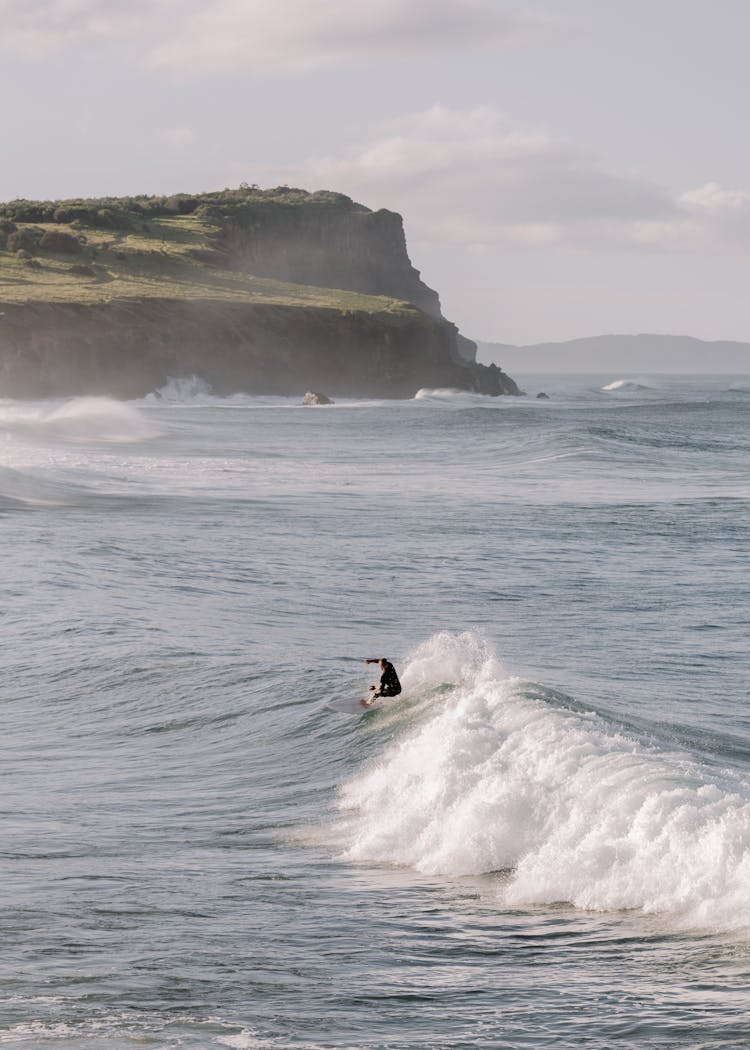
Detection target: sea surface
<box><xmin>1</xmin><ymin>372</ymin><xmax>749</xmax><ymax>1049</ymax></box>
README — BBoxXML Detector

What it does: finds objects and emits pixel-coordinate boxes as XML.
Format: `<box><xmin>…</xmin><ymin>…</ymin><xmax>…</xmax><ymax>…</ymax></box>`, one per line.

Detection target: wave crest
<box><xmin>601</xmin><ymin>377</ymin><xmax>657</xmax><ymax>392</ymax></box>
<box><xmin>334</xmin><ymin>632</ymin><xmax>750</xmax><ymax>930</ymax></box>
<box><xmin>0</xmin><ymin>397</ymin><xmax>158</xmax><ymax>443</ymax></box>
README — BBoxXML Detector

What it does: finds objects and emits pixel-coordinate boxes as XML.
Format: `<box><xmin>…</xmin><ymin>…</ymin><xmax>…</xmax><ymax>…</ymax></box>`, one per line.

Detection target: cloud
<box><xmin>681</xmin><ymin>182</ymin><xmax>750</xmax><ymax>211</ymax></box>
<box><xmin>149</xmin><ymin>0</ymin><xmax>535</xmax><ymax>73</ymax></box>
<box><xmin>260</xmin><ymin>105</ymin><xmax>750</xmax><ymax>254</ymax></box>
<box><xmin>163</xmin><ymin>126</ymin><xmax>195</xmax><ymax>147</ymax></box>
<box><xmin>0</xmin><ymin>0</ymin><xmax>537</xmax><ymax>70</ymax></box>
<box><xmin>266</xmin><ymin>106</ymin><xmax>681</xmax><ymax>247</ymax></box>
<box><xmin>0</xmin><ymin>0</ymin><xmax>146</xmax><ymax>58</ymax></box>
<box><xmin>678</xmin><ymin>182</ymin><xmax>750</xmax><ymax>247</ymax></box>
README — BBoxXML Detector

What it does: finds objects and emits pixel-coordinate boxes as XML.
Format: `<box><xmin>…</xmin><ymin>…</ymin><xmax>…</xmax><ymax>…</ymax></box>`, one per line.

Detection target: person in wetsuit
<box><xmin>364</xmin><ymin>657</ymin><xmax>402</xmax><ymax>699</ymax></box>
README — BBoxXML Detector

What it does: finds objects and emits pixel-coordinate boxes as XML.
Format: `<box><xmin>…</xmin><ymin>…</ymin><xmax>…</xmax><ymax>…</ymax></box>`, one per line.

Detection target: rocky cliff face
<box><xmin>201</xmin><ymin>191</ymin><xmax>520</xmax><ymax>391</ymax></box>
<box><xmin>0</xmin><ymin>299</ymin><xmax>518</xmax><ymax>400</ymax></box>
<box><xmin>210</xmin><ymin>195</ymin><xmax>443</xmax><ymax>320</ymax></box>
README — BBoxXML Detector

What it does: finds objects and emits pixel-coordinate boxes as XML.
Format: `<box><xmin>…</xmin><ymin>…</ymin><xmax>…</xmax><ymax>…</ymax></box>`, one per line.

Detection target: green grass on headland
<box><xmin>0</xmin><ymin>187</ymin><xmax>417</xmax><ymax>317</ymax></box>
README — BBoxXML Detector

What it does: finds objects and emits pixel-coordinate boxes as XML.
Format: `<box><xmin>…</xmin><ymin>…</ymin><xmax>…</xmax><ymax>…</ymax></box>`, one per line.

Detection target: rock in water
<box><xmin>303</xmin><ymin>391</ymin><xmax>333</xmax><ymax>405</ymax></box>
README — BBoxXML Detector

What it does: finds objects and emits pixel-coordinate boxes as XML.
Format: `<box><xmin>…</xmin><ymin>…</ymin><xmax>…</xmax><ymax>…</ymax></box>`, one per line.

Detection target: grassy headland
<box><xmin>0</xmin><ymin>186</ymin><xmax>418</xmax><ymax>318</ymax></box>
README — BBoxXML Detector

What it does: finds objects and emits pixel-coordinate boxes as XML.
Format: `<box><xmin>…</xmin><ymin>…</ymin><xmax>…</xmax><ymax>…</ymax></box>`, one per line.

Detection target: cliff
<box><xmin>0</xmin><ymin>298</ymin><xmax>504</xmax><ymax>400</ymax></box>
<box><xmin>205</xmin><ymin>191</ymin><xmax>443</xmax><ymax>318</ymax></box>
<box><xmin>0</xmin><ymin>187</ymin><xmax>519</xmax><ymax>398</ymax></box>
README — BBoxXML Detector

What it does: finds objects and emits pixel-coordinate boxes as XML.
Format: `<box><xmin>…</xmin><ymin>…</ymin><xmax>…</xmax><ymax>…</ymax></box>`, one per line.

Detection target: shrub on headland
<box><xmin>0</xmin><ymin>186</ymin><xmax>361</xmax><ymax>234</ymax></box>
<box><xmin>3</xmin><ymin>200</ymin><xmax>56</xmax><ymax>223</ymax></box>
<box><xmin>3</xmin><ymin>226</ymin><xmax>84</xmax><ymax>255</ymax></box>
<box><xmin>39</xmin><ymin>230</ymin><xmax>84</xmax><ymax>254</ymax></box>
<box><xmin>162</xmin><ymin>195</ymin><xmax>200</xmax><ymax>214</ymax></box>
<box><xmin>7</xmin><ymin>227</ymin><xmax>44</xmax><ymax>253</ymax></box>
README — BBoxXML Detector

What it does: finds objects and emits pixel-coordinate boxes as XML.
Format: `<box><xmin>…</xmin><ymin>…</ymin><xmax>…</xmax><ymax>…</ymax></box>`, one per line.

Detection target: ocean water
<box><xmin>1</xmin><ymin>373</ymin><xmax>749</xmax><ymax>1049</ymax></box>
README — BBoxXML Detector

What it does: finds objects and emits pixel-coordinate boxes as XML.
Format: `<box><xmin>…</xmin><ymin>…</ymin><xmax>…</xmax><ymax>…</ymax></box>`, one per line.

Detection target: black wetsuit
<box><xmin>377</xmin><ymin>661</ymin><xmax>401</xmax><ymax>697</ymax></box>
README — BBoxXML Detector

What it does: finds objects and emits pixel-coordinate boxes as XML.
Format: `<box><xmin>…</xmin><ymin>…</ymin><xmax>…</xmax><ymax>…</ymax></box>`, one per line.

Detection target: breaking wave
<box><xmin>601</xmin><ymin>378</ymin><xmax>657</xmax><ymax>392</ymax></box>
<box><xmin>414</xmin><ymin>388</ymin><xmax>489</xmax><ymax>403</ymax></box>
<box><xmin>0</xmin><ymin>396</ymin><xmax>159</xmax><ymax>443</ymax></box>
<box><xmin>334</xmin><ymin>632</ymin><xmax>750</xmax><ymax>931</ymax></box>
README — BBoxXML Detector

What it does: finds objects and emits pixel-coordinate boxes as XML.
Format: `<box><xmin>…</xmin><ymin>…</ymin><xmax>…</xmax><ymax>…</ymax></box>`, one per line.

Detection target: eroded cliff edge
<box><xmin>0</xmin><ymin>299</ymin><xmax>514</xmax><ymax>400</ymax></box>
<box><xmin>0</xmin><ymin>187</ymin><xmax>519</xmax><ymax>399</ymax></box>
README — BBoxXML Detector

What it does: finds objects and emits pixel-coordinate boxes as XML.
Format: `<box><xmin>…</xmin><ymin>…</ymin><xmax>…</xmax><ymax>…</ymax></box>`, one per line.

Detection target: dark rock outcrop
<box><xmin>470</xmin><ymin>360</ymin><xmax>521</xmax><ymax>396</ymax></box>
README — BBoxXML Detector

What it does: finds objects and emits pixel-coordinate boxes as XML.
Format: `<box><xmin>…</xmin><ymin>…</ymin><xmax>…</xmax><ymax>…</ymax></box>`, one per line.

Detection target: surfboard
<box><xmin>327</xmin><ymin>695</ymin><xmax>387</xmax><ymax>715</ymax></box>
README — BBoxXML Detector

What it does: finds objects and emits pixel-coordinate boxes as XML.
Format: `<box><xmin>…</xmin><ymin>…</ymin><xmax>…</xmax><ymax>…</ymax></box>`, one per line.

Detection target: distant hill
<box><xmin>476</xmin><ymin>334</ymin><xmax>750</xmax><ymax>375</ymax></box>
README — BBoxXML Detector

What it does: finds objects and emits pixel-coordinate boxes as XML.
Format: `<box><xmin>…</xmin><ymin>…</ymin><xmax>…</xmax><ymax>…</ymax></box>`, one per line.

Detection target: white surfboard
<box><xmin>327</xmin><ymin>695</ymin><xmax>387</xmax><ymax>715</ymax></box>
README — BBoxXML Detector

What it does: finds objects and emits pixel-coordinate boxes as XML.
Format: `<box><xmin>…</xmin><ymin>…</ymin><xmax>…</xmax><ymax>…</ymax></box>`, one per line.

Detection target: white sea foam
<box><xmin>216</xmin><ymin>1031</ymin><xmax>270</xmax><ymax>1049</ymax></box>
<box><xmin>601</xmin><ymin>377</ymin><xmax>656</xmax><ymax>392</ymax></box>
<box><xmin>0</xmin><ymin>1011</ymin><xmax>282</xmax><ymax>1048</ymax></box>
<box><xmin>335</xmin><ymin>632</ymin><xmax>750</xmax><ymax>931</ymax></box>
<box><xmin>143</xmin><ymin>375</ymin><xmax>311</xmax><ymax>408</ymax></box>
<box><xmin>0</xmin><ymin>1021</ymin><xmax>76</xmax><ymax>1043</ymax></box>
<box><xmin>148</xmin><ymin>374</ymin><xmax>216</xmax><ymax>403</ymax></box>
<box><xmin>414</xmin><ymin>387</ymin><xmax>487</xmax><ymax>403</ymax></box>
<box><xmin>0</xmin><ymin>396</ymin><xmax>158</xmax><ymax>443</ymax></box>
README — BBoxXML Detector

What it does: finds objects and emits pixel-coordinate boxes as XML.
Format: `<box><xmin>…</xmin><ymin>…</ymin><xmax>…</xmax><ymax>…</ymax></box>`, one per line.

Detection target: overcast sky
<box><xmin>2</xmin><ymin>0</ymin><xmax>749</xmax><ymax>344</ymax></box>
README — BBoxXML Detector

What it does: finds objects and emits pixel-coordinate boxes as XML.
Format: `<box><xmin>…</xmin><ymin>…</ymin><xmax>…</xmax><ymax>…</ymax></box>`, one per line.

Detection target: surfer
<box><xmin>364</xmin><ymin>657</ymin><xmax>402</xmax><ymax>699</ymax></box>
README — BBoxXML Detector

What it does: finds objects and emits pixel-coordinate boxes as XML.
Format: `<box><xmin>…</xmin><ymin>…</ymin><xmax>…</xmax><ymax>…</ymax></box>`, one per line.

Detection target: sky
<box><xmin>1</xmin><ymin>0</ymin><xmax>749</xmax><ymax>345</ymax></box>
